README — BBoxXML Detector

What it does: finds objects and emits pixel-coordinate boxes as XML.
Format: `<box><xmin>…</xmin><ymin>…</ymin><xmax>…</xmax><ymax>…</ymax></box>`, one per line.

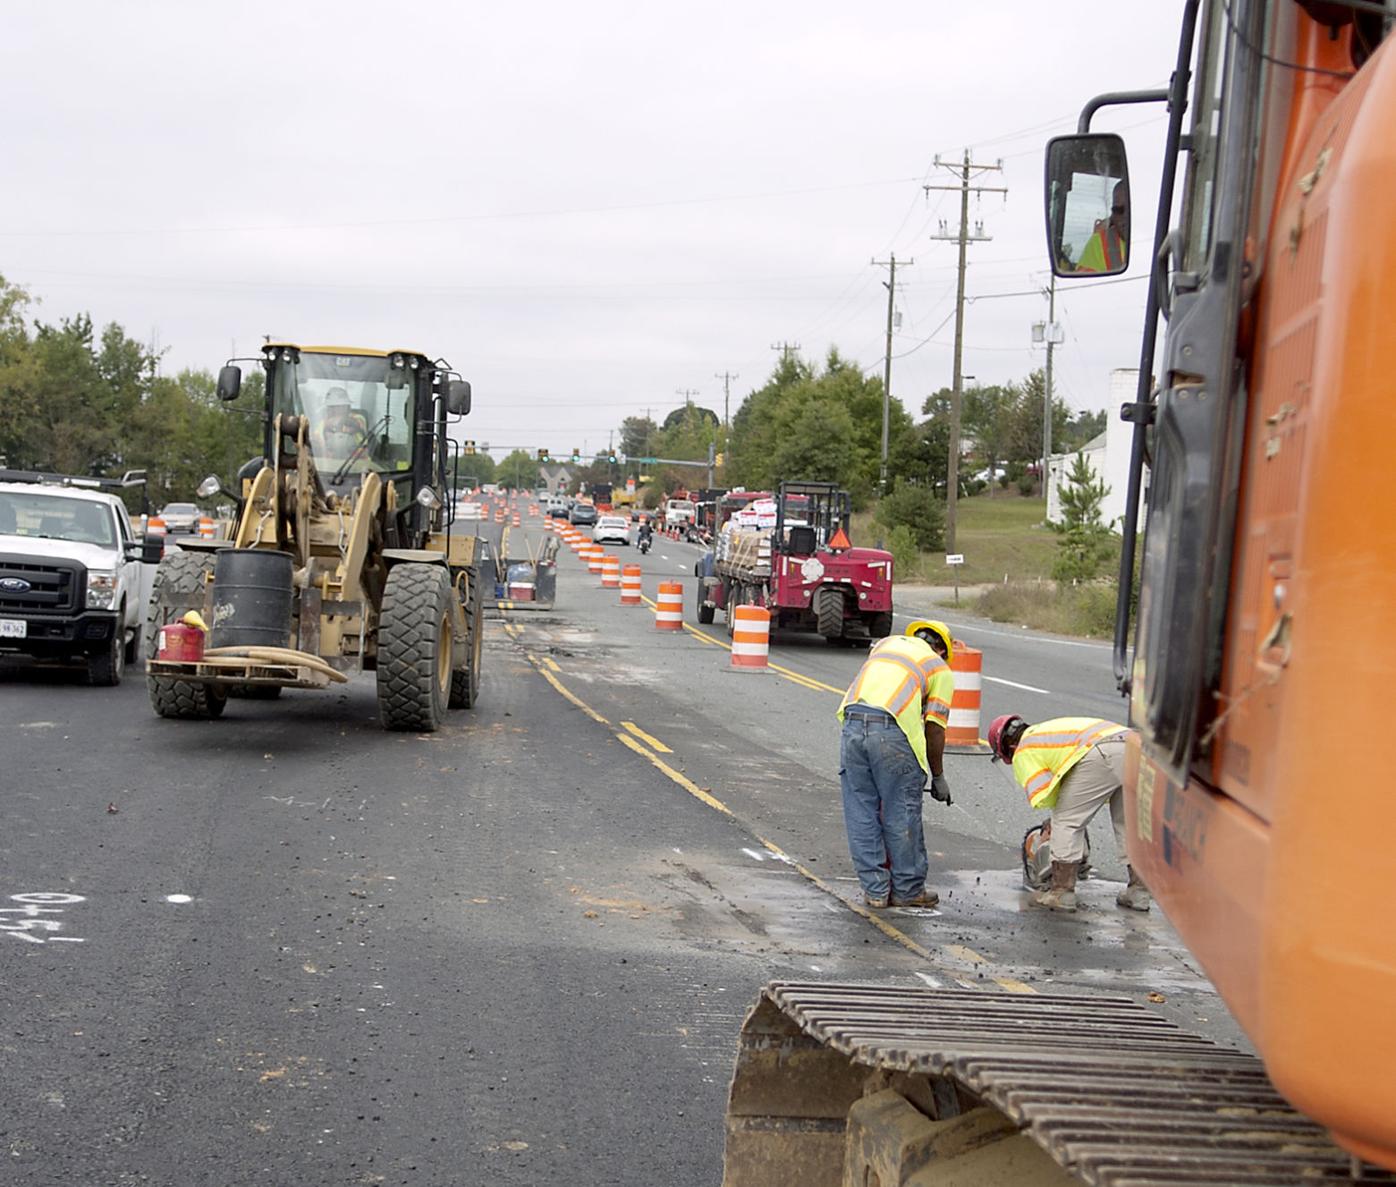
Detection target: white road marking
<box><xmin>740</xmin><ymin>847</ymin><xmax>767</xmax><ymax>862</ymax></box>
<box><xmin>983</xmin><ymin>674</ymin><xmax>1052</xmax><ymax>694</ymax></box>
<box><xmin>165</xmin><ymin>894</ymin><xmax>193</xmax><ymax>904</ymax></box>
<box><xmin>915</xmin><ymin>972</ymin><xmax>943</xmax><ymax>989</ymax></box>
<box><xmin>900</xmin><ymin>615</ymin><xmax>1110</xmax><ymax>651</ymax></box>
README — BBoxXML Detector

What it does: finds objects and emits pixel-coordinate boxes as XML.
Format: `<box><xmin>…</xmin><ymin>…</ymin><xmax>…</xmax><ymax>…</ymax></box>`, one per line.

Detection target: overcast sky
<box><xmin>1</xmin><ymin>1</ymin><xmax>1184</xmax><ymax>460</ymax></box>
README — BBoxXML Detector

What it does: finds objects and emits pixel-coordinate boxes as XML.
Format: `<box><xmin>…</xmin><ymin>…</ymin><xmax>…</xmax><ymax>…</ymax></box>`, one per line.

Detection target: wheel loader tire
<box><xmin>377</xmin><ymin>563</ymin><xmax>453</xmax><ymax>732</ymax></box>
<box><xmin>450</xmin><ymin>568</ymin><xmax>484</xmax><ymax>710</ymax></box>
<box><xmin>816</xmin><ymin>586</ymin><xmax>846</xmax><ymax>642</ymax></box>
<box><xmin>145</xmin><ymin>550</ymin><xmax>225</xmax><ymax>720</ymax></box>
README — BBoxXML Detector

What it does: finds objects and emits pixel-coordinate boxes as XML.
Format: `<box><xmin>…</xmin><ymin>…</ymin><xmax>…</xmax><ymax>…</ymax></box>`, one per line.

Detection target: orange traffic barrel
<box><xmin>600</xmin><ymin>554</ymin><xmax>621</xmax><ymax>588</ymax></box>
<box><xmin>512</xmin><ymin>513</ymin><xmax>521</xmax><ymax>527</ymax></box>
<box><xmin>946</xmin><ymin>643</ymin><xmax>990</xmax><ymax>753</ymax></box>
<box><xmin>620</xmin><ymin>564</ymin><xmax>642</xmax><ymax>606</ymax></box>
<box><xmin>147</xmin><ymin>516</ymin><xmax>167</xmax><ymax>536</ymax></box>
<box><xmin>655</xmin><ymin>582</ymin><xmax>683</xmax><ymax>630</ymax></box>
<box><xmin>585</xmin><ymin>545</ymin><xmax>604</xmax><ymax>574</ymax></box>
<box><xmin>198</xmin><ymin>516</ymin><xmax>216</xmax><ymax>539</ymax></box>
<box><xmin>730</xmin><ymin>604</ymin><xmax>771</xmax><ymax>673</ymax></box>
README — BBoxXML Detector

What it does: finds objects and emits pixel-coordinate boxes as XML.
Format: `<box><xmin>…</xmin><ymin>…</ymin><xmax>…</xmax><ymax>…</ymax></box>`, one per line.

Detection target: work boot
<box><xmin>1030</xmin><ymin>861</ymin><xmax>1078</xmax><ymax>912</ymax></box>
<box><xmin>862</xmin><ymin>891</ymin><xmax>890</xmax><ymax>909</ymax></box>
<box><xmin>890</xmin><ymin>889</ymin><xmax>940</xmax><ymax>909</ymax></box>
<box><xmin>1116</xmin><ymin>867</ymin><xmax>1152</xmax><ymax>912</ymax></box>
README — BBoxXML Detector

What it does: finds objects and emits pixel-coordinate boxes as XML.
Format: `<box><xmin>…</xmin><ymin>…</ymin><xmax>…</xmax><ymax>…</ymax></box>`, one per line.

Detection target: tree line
<box><xmin>0</xmin><ymin>275</ymin><xmax>263</xmax><ymax>510</ymax></box>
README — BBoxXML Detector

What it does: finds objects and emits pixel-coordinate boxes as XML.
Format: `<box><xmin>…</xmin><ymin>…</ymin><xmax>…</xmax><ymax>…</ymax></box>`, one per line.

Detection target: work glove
<box><xmin>928</xmin><ymin>774</ymin><xmax>953</xmax><ymax>805</ymax></box>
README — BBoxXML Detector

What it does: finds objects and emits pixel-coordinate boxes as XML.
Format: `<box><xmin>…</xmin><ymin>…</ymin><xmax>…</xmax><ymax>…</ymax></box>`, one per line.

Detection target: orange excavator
<box><xmin>721</xmin><ymin>3</ymin><xmax>1396</xmax><ymax>1182</ymax></box>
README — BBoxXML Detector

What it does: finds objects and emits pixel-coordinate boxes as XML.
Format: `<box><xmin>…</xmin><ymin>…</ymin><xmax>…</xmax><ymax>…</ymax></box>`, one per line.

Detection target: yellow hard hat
<box><xmin>905</xmin><ymin>619</ymin><xmax>953</xmax><ymax>662</ymax></box>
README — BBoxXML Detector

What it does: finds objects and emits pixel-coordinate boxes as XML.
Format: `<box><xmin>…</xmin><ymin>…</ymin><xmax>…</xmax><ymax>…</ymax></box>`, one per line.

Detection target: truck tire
<box><xmin>450</xmin><ymin>568</ymin><xmax>484</xmax><ymax>709</ymax></box>
<box><xmin>87</xmin><ymin>609</ymin><xmax>126</xmax><ymax>687</ymax></box>
<box><xmin>146</xmin><ymin>551</ymin><xmax>227</xmax><ymax>719</ymax></box>
<box><xmin>377</xmin><ymin>563</ymin><xmax>453</xmax><ymax>732</ymax></box>
<box><xmin>868</xmin><ymin>611</ymin><xmax>893</xmax><ymax>639</ymax></box>
<box><xmin>697</xmin><ymin>583</ymin><xmax>715</xmax><ymax>625</ymax></box>
<box><xmin>816</xmin><ymin>586</ymin><xmax>846</xmax><ymax>642</ymax></box>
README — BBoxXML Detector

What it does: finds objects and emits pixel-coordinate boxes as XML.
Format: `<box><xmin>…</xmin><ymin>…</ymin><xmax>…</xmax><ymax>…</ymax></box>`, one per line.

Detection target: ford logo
<box><xmin>0</xmin><ymin>577</ymin><xmax>32</xmax><ymax>593</ymax></box>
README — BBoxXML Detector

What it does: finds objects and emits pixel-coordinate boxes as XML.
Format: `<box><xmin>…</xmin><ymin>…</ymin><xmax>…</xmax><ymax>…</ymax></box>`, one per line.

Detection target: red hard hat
<box><xmin>987</xmin><ymin>714</ymin><xmax>1026</xmax><ymax>763</ymax></box>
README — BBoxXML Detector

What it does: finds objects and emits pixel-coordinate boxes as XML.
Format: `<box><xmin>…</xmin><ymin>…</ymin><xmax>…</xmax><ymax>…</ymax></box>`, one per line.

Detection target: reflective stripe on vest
<box><xmin>1011</xmin><ymin>717</ymin><xmax>1130</xmax><ymax>810</ymax></box>
<box><xmin>837</xmin><ymin>636</ymin><xmax>953</xmax><ymax>774</ymax></box>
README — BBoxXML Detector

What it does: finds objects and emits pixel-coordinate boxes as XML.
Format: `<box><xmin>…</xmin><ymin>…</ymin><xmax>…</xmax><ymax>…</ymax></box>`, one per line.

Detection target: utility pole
<box><xmin>1043</xmin><ymin>277</ymin><xmax>1058</xmax><ymax>500</ymax></box>
<box><xmin>714</xmin><ymin>370</ymin><xmax>738</xmax><ymax>428</ymax></box>
<box><xmin>770</xmin><ymin>341</ymin><xmax>801</xmax><ymax>364</ymax></box>
<box><xmin>927</xmin><ymin>151</ymin><xmax>1007</xmax><ymax>554</ymax></box>
<box><xmin>871</xmin><ymin>253</ymin><xmax>913</xmax><ymax>495</ymax></box>
<box><xmin>676</xmin><ymin>388</ymin><xmax>699</xmax><ymax>406</ymax></box>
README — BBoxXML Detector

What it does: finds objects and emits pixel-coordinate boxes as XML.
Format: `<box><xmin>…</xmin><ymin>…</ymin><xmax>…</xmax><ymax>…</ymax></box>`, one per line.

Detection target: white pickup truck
<box><xmin>663</xmin><ymin>498</ymin><xmax>696</xmax><ymax>531</ymax></box>
<box><xmin>0</xmin><ymin>474</ymin><xmax>158</xmax><ymax>685</ymax></box>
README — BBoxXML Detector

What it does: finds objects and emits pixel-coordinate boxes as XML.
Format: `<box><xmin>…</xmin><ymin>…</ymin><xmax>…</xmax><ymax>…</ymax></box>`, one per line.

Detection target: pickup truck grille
<box><xmin>0</xmin><ymin>558</ymin><xmax>79</xmax><ymax>614</ymax></box>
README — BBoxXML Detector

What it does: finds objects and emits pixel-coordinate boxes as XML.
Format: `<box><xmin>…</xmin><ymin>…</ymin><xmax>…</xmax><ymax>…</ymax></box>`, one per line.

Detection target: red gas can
<box><xmin>157</xmin><ymin>622</ymin><xmax>207</xmax><ymax>662</ymax></box>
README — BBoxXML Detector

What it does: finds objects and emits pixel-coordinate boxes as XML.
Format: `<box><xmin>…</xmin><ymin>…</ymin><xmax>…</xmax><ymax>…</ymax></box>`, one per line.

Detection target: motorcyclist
<box><xmin>637</xmin><ymin>516</ymin><xmax>654</xmax><ymax>553</ymax></box>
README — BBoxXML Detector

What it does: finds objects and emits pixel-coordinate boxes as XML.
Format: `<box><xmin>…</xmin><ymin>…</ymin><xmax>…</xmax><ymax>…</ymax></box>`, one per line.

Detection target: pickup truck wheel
<box><xmin>87</xmin><ymin>614</ymin><xmax>126</xmax><ymax>687</ymax></box>
<box><xmin>124</xmin><ymin>623</ymin><xmax>141</xmax><ymax>665</ymax></box>
<box><xmin>377</xmin><ymin>563</ymin><xmax>453</xmax><ymax>731</ymax></box>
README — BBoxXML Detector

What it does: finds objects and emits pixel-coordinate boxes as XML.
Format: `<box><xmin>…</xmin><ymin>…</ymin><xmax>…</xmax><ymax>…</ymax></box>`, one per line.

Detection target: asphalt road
<box><xmin>0</xmin><ymin>502</ymin><xmax>1245</xmax><ymax>1185</ymax></box>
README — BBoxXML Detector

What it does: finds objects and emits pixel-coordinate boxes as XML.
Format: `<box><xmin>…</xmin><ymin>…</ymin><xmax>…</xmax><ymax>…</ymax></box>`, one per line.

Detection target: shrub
<box><xmin>1052</xmin><ymin>452</ymin><xmax>1114</xmax><ymax>581</ymax></box>
<box><xmin>1016</xmin><ymin>474</ymin><xmax>1036</xmax><ymax>497</ymax></box>
<box><xmin>887</xmin><ymin>525</ymin><xmax>920</xmax><ymax>577</ymax></box>
<box><xmin>972</xmin><ymin>580</ymin><xmax>1120</xmax><ymax>639</ymax></box>
<box><xmin>875</xmin><ymin>482</ymin><xmax>945</xmax><ymax>551</ymax></box>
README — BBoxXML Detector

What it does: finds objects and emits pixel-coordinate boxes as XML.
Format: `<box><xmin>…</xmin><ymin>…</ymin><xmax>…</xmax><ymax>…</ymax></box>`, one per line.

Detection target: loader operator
<box><xmin>836</xmin><ymin>621</ymin><xmax>955</xmax><ymax>910</ymax></box>
<box><xmin>1074</xmin><ymin>181</ymin><xmax>1129</xmax><ymax>273</ymax></box>
<box><xmin>987</xmin><ymin>713</ymin><xmax>1151</xmax><ymax>913</ymax></box>
<box><xmin>314</xmin><ymin>388</ymin><xmax>369</xmax><ymax>461</ymax></box>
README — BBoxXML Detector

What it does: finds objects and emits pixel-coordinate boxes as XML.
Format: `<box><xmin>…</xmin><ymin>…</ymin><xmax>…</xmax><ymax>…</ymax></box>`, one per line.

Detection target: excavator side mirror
<box><xmin>1044</xmin><ymin>133</ymin><xmax>1130</xmax><ymax>278</ymax></box>
<box><xmin>446</xmin><ymin>380</ymin><xmax>472</xmax><ymax>417</ymax></box>
<box><xmin>217</xmin><ymin>365</ymin><xmax>242</xmax><ymax>401</ymax></box>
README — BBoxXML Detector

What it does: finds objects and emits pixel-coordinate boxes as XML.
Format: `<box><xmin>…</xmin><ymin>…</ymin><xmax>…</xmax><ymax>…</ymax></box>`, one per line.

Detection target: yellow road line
<box><xmin>621</xmin><ymin>721</ymin><xmax>672</xmax><ymax>753</ymax></box>
<box><xmin>615</xmin><ymin>734</ymin><xmax>733</xmax><ymax>816</ymax></box>
<box><xmin>543</xmin><ymin>657</ymin><xmax>561</xmax><ymax>672</ymax></box>
<box><xmin>533</xmin><ymin>663</ymin><xmax>611</xmax><ymax>727</ymax></box>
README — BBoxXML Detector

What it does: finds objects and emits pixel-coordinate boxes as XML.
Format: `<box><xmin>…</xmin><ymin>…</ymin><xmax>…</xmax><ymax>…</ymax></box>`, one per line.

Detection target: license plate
<box><xmin>0</xmin><ymin>618</ymin><xmax>27</xmax><ymax>639</ymax></box>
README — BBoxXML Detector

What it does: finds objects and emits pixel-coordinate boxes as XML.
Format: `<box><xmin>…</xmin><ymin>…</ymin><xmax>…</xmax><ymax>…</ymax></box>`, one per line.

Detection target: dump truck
<box><xmin>722</xmin><ymin>3</ymin><xmax>1396</xmax><ymax>1182</ymax></box>
<box><xmin>144</xmin><ymin>342</ymin><xmax>484</xmax><ymax>732</ymax></box>
<box><xmin>697</xmin><ymin>481</ymin><xmax>893</xmax><ymax>644</ymax></box>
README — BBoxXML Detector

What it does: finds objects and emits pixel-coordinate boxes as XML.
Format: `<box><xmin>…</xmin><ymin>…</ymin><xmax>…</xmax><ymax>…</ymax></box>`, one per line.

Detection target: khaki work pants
<box><xmin>1048</xmin><ymin>736</ymin><xmax>1128</xmax><ymax>865</ymax></box>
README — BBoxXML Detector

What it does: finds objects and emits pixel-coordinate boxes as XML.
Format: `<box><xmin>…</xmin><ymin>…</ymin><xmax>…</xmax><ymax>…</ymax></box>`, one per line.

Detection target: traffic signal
<box><xmin>464</xmin><ymin>440</ymin><xmax>476</xmax><ymax>455</ymax></box>
<box><xmin>606</xmin><ymin>451</ymin><xmax>618</xmax><ymax>464</ymax></box>
<box><xmin>715</xmin><ymin>452</ymin><xmax>725</xmax><ymax>467</ymax></box>
<box><xmin>570</xmin><ymin>449</ymin><xmax>580</xmax><ymax>464</ymax></box>
<box><xmin>537</xmin><ymin>448</ymin><xmax>551</xmax><ymax>462</ymax></box>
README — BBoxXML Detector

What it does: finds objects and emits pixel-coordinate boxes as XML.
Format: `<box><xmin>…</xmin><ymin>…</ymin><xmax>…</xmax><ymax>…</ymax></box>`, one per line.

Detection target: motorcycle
<box><xmin>638</xmin><ymin>531</ymin><xmax>653</xmax><ymax>555</ymax></box>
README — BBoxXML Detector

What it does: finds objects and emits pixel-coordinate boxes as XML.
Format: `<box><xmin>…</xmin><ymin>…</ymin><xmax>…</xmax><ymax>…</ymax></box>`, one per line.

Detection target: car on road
<box><xmin>546</xmin><ymin>499</ymin><xmax>571</xmax><ymax>519</ymax></box>
<box><xmin>454</xmin><ymin>499</ymin><xmax>482</xmax><ymax>521</ymax></box>
<box><xmin>568</xmin><ymin>503</ymin><xmax>598</xmax><ymax>526</ymax></box>
<box><xmin>591</xmin><ymin>515</ymin><xmax>631</xmax><ymax>546</ymax></box>
<box><xmin>157</xmin><ymin>502</ymin><xmax>200</xmax><ymax>534</ymax></box>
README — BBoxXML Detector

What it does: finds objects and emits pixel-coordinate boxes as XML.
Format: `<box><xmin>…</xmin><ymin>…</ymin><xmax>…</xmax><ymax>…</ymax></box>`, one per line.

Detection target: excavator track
<box><xmin>723</xmin><ymin>982</ymin><xmax>1394</xmax><ymax>1187</ymax></box>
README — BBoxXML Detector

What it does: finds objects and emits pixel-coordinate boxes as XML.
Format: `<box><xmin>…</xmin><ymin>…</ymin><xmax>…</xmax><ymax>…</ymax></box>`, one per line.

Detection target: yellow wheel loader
<box><xmin>145</xmin><ymin>342</ymin><xmax>483</xmax><ymax>731</ymax></box>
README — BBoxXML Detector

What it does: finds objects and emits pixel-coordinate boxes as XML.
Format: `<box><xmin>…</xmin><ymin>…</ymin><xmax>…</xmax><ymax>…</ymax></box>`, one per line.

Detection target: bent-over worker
<box><xmin>987</xmin><ymin>714</ymin><xmax>1151</xmax><ymax>913</ymax></box>
<box><xmin>836</xmin><ymin>621</ymin><xmax>956</xmax><ymax>910</ymax></box>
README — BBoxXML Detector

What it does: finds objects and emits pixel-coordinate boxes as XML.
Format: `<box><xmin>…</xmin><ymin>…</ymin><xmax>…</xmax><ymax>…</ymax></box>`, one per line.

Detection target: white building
<box><xmin>1046</xmin><ymin>368</ymin><xmax>1143</xmax><ymax>531</ymax></box>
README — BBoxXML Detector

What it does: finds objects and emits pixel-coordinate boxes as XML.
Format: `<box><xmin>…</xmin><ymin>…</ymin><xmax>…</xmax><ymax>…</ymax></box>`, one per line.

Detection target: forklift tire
<box><xmin>377</xmin><ymin>563</ymin><xmax>453</xmax><ymax>732</ymax></box>
<box><xmin>450</xmin><ymin>569</ymin><xmax>484</xmax><ymax>709</ymax></box>
<box><xmin>816</xmin><ymin>586</ymin><xmax>846</xmax><ymax>642</ymax></box>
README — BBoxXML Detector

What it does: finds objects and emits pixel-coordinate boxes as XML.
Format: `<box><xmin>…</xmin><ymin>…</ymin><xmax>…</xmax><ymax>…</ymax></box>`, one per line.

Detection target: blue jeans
<box><xmin>839</xmin><ymin>712</ymin><xmax>928</xmax><ymax>900</ymax></box>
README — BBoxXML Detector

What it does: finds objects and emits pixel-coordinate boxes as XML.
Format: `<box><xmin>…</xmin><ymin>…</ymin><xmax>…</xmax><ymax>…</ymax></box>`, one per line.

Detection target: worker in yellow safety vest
<box><xmin>987</xmin><ymin>714</ymin><xmax>1151</xmax><ymax>914</ymax></box>
<box><xmin>1074</xmin><ymin>181</ymin><xmax>1129</xmax><ymax>273</ymax></box>
<box><xmin>836</xmin><ymin>621</ymin><xmax>956</xmax><ymax>910</ymax></box>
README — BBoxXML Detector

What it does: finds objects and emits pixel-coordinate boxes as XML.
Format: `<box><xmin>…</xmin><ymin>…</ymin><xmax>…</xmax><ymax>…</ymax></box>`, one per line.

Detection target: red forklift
<box><xmin>697</xmin><ymin>481</ymin><xmax>894</xmax><ymax>644</ymax></box>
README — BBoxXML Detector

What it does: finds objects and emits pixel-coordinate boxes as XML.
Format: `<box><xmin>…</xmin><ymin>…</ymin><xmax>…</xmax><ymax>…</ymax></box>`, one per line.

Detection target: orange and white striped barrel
<box><xmin>599</xmin><ymin>554</ymin><xmax>621</xmax><ymax>588</ymax></box>
<box><xmin>620</xmin><ymin>564</ymin><xmax>642</xmax><ymax>606</ymax></box>
<box><xmin>946</xmin><ymin>643</ymin><xmax>990</xmax><ymax>753</ymax></box>
<box><xmin>585</xmin><ymin>545</ymin><xmax>604</xmax><ymax>574</ymax></box>
<box><xmin>512</xmin><ymin>513</ymin><xmax>521</xmax><ymax>527</ymax></box>
<box><xmin>197</xmin><ymin>516</ymin><xmax>216</xmax><ymax>539</ymax></box>
<box><xmin>569</xmin><ymin>532</ymin><xmax>587</xmax><ymax>551</ymax></box>
<box><xmin>729</xmin><ymin>605</ymin><xmax>771</xmax><ymax>673</ymax></box>
<box><xmin>655</xmin><ymin>582</ymin><xmax>683</xmax><ymax>630</ymax></box>
<box><xmin>147</xmin><ymin>516</ymin><xmax>167</xmax><ymax>536</ymax></box>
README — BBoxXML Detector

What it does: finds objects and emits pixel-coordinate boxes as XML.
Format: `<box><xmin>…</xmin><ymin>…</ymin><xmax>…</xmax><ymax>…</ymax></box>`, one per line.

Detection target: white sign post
<box><xmin>945</xmin><ymin>554</ymin><xmax>965</xmax><ymax>604</ymax></box>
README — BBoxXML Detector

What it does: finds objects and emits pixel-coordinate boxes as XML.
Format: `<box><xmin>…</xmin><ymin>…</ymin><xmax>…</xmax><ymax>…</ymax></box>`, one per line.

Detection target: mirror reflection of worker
<box><xmin>835</xmin><ymin>621</ymin><xmax>956</xmax><ymax>910</ymax></box>
<box><xmin>315</xmin><ymin>388</ymin><xmax>368</xmax><ymax>459</ymax></box>
<box><xmin>987</xmin><ymin>714</ymin><xmax>1152</xmax><ymax>913</ymax></box>
<box><xmin>1075</xmin><ymin>181</ymin><xmax>1128</xmax><ymax>273</ymax></box>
